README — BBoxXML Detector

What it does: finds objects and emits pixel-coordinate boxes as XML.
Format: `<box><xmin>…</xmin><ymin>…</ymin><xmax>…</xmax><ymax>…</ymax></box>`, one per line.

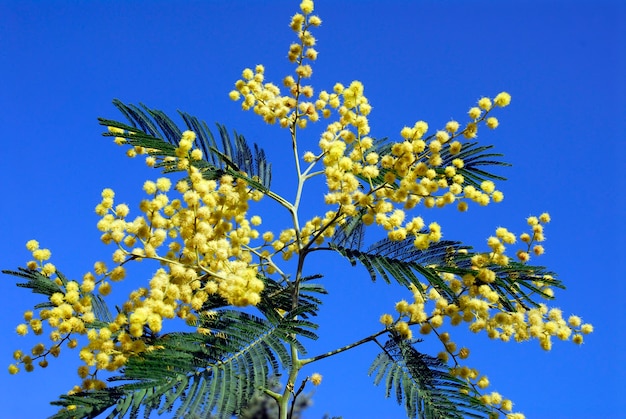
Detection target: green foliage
<box><xmin>4</xmin><ymin>268</ymin><xmax>113</xmax><ymax>323</ymax></box>
<box><xmin>438</xmin><ymin>142</ymin><xmax>509</xmax><ymax>188</ymax></box>
<box><xmin>48</xmin><ymin>308</ymin><xmax>319</xmax><ymax>419</ymax></box>
<box><xmin>331</xmin><ymin>234</ymin><xmax>564</xmax><ymax>312</ymax></box>
<box><xmin>99</xmin><ymin>100</ymin><xmax>272</xmax><ymax>191</ymax></box>
<box><xmin>330</xmin><ymin>238</ymin><xmax>462</xmax><ymax>303</ymax></box>
<box><xmin>330</xmin><ymin>208</ymin><xmax>367</xmax><ymax>250</ymax></box>
<box><xmin>369</xmin><ymin>336</ymin><xmax>489</xmax><ymax>419</ymax></box>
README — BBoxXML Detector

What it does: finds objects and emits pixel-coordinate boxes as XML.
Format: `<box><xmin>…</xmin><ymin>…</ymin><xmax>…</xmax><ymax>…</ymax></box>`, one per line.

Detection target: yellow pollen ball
<box><xmin>310</xmin><ymin>372</ymin><xmax>322</xmax><ymax>385</ymax></box>
<box><xmin>494</xmin><ymin>92</ymin><xmax>512</xmax><ymax>107</ymax></box>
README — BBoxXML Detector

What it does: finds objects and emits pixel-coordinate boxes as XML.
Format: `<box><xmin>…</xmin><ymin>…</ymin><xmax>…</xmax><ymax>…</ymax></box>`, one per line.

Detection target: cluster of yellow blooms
<box><xmin>9</xmin><ymin>132</ymin><xmax>274</xmax><ymax>389</ymax></box>
<box><xmin>379</xmin><ymin>214</ymin><xmax>592</xmax><ymax>418</ymax></box>
<box><xmin>230</xmin><ymin>0</ymin><xmax>511</xmax><ymax>259</ymax></box>
<box><xmin>230</xmin><ymin>0</ymin><xmax>321</xmax><ymax>129</ymax></box>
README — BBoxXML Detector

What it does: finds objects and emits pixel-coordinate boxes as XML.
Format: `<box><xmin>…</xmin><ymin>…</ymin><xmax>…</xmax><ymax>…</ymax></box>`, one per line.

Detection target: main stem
<box><xmin>277</xmin><ymin>90</ymin><xmax>311</xmax><ymax>418</ymax></box>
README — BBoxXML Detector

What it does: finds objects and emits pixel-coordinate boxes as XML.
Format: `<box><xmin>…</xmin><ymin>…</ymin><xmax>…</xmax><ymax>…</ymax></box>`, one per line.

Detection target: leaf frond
<box><xmin>330</xmin><ymin>207</ymin><xmax>367</xmax><ymax>249</ymax></box>
<box><xmin>369</xmin><ymin>336</ymin><xmax>490</xmax><ymax>419</ymax></box>
<box><xmin>255</xmin><ymin>274</ymin><xmax>326</xmax><ymax>322</ymax></box>
<box><xmin>330</xmin><ymin>238</ymin><xmax>467</xmax><ymax>303</ymax></box>
<box><xmin>432</xmin><ymin>250</ymin><xmax>564</xmax><ymax>310</ymax></box>
<box><xmin>98</xmin><ymin>100</ymin><xmax>272</xmax><ymax>189</ymax></box>
<box><xmin>2</xmin><ymin>268</ymin><xmax>113</xmax><ymax>323</ymax></box>
<box><xmin>360</xmin><ymin>139</ymin><xmax>509</xmax><ymax>191</ymax></box>
<box><xmin>49</xmin><ymin>309</ymin><xmax>317</xmax><ymax>418</ymax></box>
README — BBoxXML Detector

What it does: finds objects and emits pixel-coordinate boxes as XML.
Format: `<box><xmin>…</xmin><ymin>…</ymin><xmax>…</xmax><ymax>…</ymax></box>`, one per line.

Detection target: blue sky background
<box><xmin>1</xmin><ymin>1</ymin><xmax>625</xmax><ymax>418</ymax></box>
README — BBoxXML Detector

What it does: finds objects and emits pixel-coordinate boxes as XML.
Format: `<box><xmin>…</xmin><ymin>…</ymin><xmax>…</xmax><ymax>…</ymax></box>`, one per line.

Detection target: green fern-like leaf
<box><xmin>353</xmin><ymin>139</ymin><xmax>508</xmax><ymax>196</ymax></box>
<box><xmin>433</xmin><ymin>251</ymin><xmax>564</xmax><ymax>311</ymax></box>
<box><xmin>330</xmin><ymin>207</ymin><xmax>367</xmax><ymax>250</ymax></box>
<box><xmin>369</xmin><ymin>336</ymin><xmax>489</xmax><ymax>419</ymax></box>
<box><xmin>98</xmin><ymin>100</ymin><xmax>272</xmax><ymax>189</ymax></box>
<box><xmin>3</xmin><ymin>268</ymin><xmax>113</xmax><ymax>323</ymax></box>
<box><xmin>255</xmin><ymin>274</ymin><xmax>326</xmax><ymax>323</ymax></box>
<box><xmin>438</xmin><ymin>142</ymin><xmax>509</xmax><ymax>187</ymax></box>
<box><xmin>330</xmin><ymin>238</ymin><xmax>467</xmax><ymax>303</ymax></box>
<box><xmin>49</xmin><ymin>310</ymin><xmax>317</xmax><ymax>419</ymax></box>
<box><xmin>331</xmin><ymin>233</ymin><xmax>565</xmax><ymax>311</ymax></box>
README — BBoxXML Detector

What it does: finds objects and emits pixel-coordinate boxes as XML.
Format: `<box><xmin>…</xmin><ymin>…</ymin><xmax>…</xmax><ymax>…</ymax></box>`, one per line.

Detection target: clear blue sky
<box><xmin>1</xmin><ymin>1</ymin><xmax>625</xmax><ymax>418</ymax></box>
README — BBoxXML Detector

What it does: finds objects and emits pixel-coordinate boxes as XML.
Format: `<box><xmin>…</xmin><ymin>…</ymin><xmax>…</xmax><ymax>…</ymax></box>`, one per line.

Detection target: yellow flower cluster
<box><xmin>229</xmin><ymin>0</ymin><xmax>512</xmax><ymax>257</ymax></box>
<box><xmin>96</xmin><ymin>132</ymin><xmax>266</xmax><ymax>310</ymax></box>
<box><xmin>379</xmin><ymin>283</ymin><xmax>520</xmax><ymax>416</ymax></box>
<box><xmin>381</xmin><ymin>215</ymin><xmax>592</xmax><ymax>347</ymax></box>
<box><xmin>9</xmin><ymin>243</ymin><xmax>97</xmax><ymax>379</ymax></box>
<box><xmin>378</xmin><ymin>214</ymin><xmax>592</xmax><ymax>417</ymax></box>
<box><xmin>516</xmin><ymin>213</ymin><xmax>551</xmax><ymax>262</ymax></box>
<box><xmin>309</xmin><ymin>90</ymin><xmax>509</xmax><ymax>250</ymax></box>
<box><xmin>10</xmin><ymin>131</ymin><xmax>271</xmax><ymax>388</ymax></box>
<box><xmin>263</xmin><ymin>210</ymin><xmax>341</xmax><ymax>263</ymax></box>
<box><xmin>229</xmin><ymin>1</ymin><xmax>322</xmax><ymax>129</ymax></box>
<box><xmin>93</xmin><ymin>145</ymin><xmax>265</xmax><ymax>353</ymax></box>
